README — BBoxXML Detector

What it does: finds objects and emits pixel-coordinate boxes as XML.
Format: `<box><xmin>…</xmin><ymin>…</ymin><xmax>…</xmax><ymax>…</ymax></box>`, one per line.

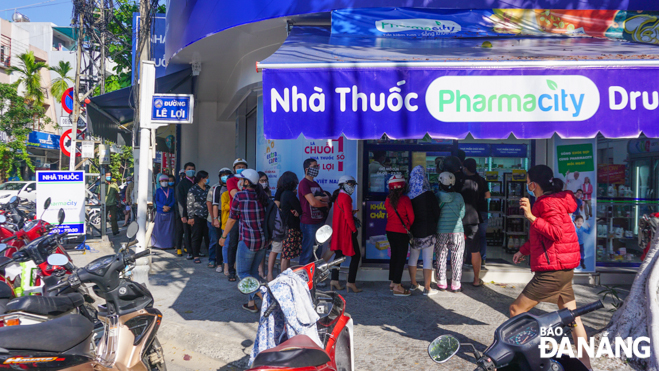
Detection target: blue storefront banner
<box><xmin>27</xmin><ymin>131</ymin><xmax>60</xmax><ymax>150</ymax></box>
<box><xmin>332</xmin><ymin>8</ymin><xmax>505</xmax><ymax>38</ymax></box>
<box><xmin>132</xmin><ymin>13</ymin><xmax>167</xmax><ymax>83</ymax></box>
<box><xmin>491</xmin><ymin>144</ymin><xmax>528</xmax><ymax>158</ymax></box>
<box><xmin>459</xmin><ymin>143</ymin><xmax>491</xmax><ymax>157</ymax></box>
<box><xmin>37</xmin><ymin>171</ymin><xmax>86</xmax><ymax>236</ymax></box>
<box><xmin>263</xmin><ymin>67</ymin><xmax>659</xmax><ymax>140</ymax></box>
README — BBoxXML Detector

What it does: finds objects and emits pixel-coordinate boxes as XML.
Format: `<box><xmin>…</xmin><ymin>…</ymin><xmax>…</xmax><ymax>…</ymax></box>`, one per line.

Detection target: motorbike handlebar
<box><xmin>126</xmin><ymin>239</ymin><xmax>138</xmax><ymax>248</ymax></box>
<box><xmin>47</xmin><ymin>280</ymin><xmax>70</xmax><ymax>292</ymax></box>
<box><xmin>570</xmin><ymin>300</ymin><xmax>604</xmax><ymax>320</ymax></box>
<box><xmin>264</xmin><ymin>301</ymin><xmax>278</xmax><ymax>317</ymax></box>
<box><xmin>327</xmin><ymin>257</ymin><xmax>346</xmax><ymax>267</ymax></box>
<box><xmin>0</xmin><ymin>258</ymin><xmax>14</xmax><ymax>269</ymax></box>
<box><xmin>1</xmin><ymin>236</ymin><xmax>16</xmax><ymax>243</ymax></box>
<box><xmin>130</xmin><ymin>249</ymin><xmax>150</xmax><ymax>262</ymax></box>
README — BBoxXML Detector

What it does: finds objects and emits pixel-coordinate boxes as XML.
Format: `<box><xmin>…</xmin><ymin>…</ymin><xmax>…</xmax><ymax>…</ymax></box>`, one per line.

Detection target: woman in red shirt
<box><xmin>385</xmin><ymin>175</ymin><xmax>414</xmax><ymax>297</ymax></box>
<box><xmin>329</xmin><ymin>176</ymin><xmax>362</xmax><ymax>293</ymax></box>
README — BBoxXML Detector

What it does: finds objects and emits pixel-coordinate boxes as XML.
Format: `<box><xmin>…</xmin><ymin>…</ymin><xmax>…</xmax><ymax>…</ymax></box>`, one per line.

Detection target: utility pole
<box><xmin>99</xmin><ymin>0</ymin><xmax>106</xmax><ymax>95</ymax></box>
<box><xmin>69</xmin><ymin>12</ymin><xmax>84</xmax><ymax>170</ymax></box>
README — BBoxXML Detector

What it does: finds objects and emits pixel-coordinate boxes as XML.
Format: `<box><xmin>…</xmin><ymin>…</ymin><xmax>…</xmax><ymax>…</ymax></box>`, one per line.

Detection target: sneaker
<box><xmin>410</xmin><ymin>283</ymin><xmax>422</xmax><ymax>291</ymax></box>
<box><xmin>186</xmin><ymin>254</ymin><xmax>193</xmax><ymax>260</ymax></box>
<box><xmin>450</xmin><ymin>286</ymin><xmax>462</xmax><ymax>293</ymax></box>
<box><xmin>437</xmin><ymin>283</ymin><xmax>447</xmax><ymax>291</ymax></box>
<box><xmin>423</xmin><ymin>288</ymin><xmax>438</xmax><ymax>296</ymax></box>
<box><xmin>215</xmin><ymin>266</ymin><xmax>224</xmax><ymax>273</ymax></box>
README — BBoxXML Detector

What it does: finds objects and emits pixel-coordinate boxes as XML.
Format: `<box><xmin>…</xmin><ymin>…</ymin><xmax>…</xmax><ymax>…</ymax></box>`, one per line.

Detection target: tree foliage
<box><xmin>49</xmin><ymin>61</ymin><xmax>74</xmax><ymax>103</ymax></box>
<box><xmin>5</xmin><ymin>51</ymin><xmax>48</xmax><ymax>105</ymax></box>
<box><xmin>0</xmin><ymin>83</ymin><xmax>51</xmax><ymax>180</ymax></box>
<box><xmin>88</xmin><ymin>144</ymin><xmax>133</xmax><ymax>181</ymax></box>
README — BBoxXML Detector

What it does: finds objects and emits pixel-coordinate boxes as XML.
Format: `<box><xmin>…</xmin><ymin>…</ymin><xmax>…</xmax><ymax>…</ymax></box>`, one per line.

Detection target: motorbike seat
<box><xmin>0</xmin><ymin>298</ymin><xmax>8</xmax><ymax>314</ymax></box>
<box><xmin>0</xmin><ymin>314</ymin><xmax>92</xmax><ymax>352</ymax></box>
<box><xmin>251</xmin><ymin>334</ymin><xmax>330</xmax><ymax>369</ymax></box>
<box><xmin>0</xmin><ymin>281</ymin><xmax>13</xmax><ymax>299</ymax></box>
<box><xmin>6</xmin><ymin>293</ymin><xmax>84</xmax><ymax>316</ymax></box>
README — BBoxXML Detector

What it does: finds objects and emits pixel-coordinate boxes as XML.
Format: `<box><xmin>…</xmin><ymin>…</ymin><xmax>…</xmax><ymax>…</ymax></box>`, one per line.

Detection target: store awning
<box><xmin>258</xmin><ymin>27</ymin><xmax>659</xmax><ymax>140</ymax></box>
<box><xmin>86</xmin><ymin>67</ymin><xmax>193</xmax><ymax>144</ymax></box>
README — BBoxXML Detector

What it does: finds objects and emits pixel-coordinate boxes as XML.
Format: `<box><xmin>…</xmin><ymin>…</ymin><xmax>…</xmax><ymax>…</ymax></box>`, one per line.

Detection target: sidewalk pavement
<box><xmin>70</xmin><ymin>228</ymin><xmax>633</xmax><ymax>371</ymax></box>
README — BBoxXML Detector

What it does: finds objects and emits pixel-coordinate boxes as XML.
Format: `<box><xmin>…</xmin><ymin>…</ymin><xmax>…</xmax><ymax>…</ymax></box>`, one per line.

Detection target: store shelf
<box><xmin>506</xmin><ymin>215</ymin><xmax>525</xmax><ymax>218</ymax></box>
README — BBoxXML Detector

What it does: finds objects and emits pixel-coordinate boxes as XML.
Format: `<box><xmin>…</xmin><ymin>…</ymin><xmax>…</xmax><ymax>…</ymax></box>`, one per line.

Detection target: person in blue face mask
<box><xmin>205</xmin><ymin>168</ymin><xmax>229</xmax><ymax>270</ymax></box>
<box><xmin>151</xmin><ymin>174</ymin><xmax>176</xmax><ymax>249</ymax></box>
<box><xmin>104</xmin><ymin>172</ymin><xmax>120</xmax><ymax>235</ymax></box>
<box><xmin>176</xmin><ymin>162</ymin><xmax>196</xmax><ymax>257</ymax></box>
<box><xmin>187</xmin><ymin>170</ymin><xmax>210</xmax><ymax>264</ymax></box>
<box><xmin>223</xmin><ymin>158</ymin><xmax>248</xmax><ymax>282</ymax></box>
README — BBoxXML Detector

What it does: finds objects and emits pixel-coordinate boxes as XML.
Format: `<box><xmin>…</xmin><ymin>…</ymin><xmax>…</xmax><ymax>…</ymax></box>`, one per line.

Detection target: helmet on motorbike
<box><xmin>441</xmin><ymin>156</ymin><xmax>463</xmax><ymax>174</ymax></box>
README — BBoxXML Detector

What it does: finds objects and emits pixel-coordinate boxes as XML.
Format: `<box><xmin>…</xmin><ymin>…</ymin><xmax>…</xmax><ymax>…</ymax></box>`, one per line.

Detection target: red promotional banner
<box><xmin>598</xmin><ymin>164</ymin><xmax>627</xmax><ymax>185</ymax></box>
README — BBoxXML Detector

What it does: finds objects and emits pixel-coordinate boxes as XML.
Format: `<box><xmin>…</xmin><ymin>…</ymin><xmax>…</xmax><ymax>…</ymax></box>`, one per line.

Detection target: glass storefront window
<box><xmin>367</xmin><ymin>150</ymin><xmax>411</xmax><ymax>193</ymax></box>
<box><xmin>597</xmin><ymin>137</ymin><xmax>659</xmax><ymax>266</ymax></box>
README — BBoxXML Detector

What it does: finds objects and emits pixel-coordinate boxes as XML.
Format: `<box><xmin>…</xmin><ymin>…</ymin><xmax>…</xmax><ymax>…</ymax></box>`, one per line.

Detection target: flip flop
<box><xmin>228</xmin><ymin>274</ymin><xmax>237</xmax><ymax>282</ymax></box>
<box><xmin>472</xmin><ymin>279</ymin><xmax>484</xmax><ymax>287</ymax></box>
<box><xmin>193</xmin><ymin>258</ymin><xmax>202</xmax><ymax>264</ymax></box>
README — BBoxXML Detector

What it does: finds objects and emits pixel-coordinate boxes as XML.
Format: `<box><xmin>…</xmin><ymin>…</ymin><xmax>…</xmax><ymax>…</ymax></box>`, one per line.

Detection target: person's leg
<box><xmin>267</xmin><ymin>241</ymin><xmax>280</xmax><ymax>282</ymax></box>
<box><xmin>236</xmin><ymin>241</ymin><xmax>257</xmax><ymax>305</ymax></box>
<box><xmin>207</xmin><ymin>221</ymin><xmax>217</xmax><ymax>266</ymax></box>
<box><xmin>215</xmin><ymin>227</ymin><xmax>223</xmax><ymax>265</ymax></box>
<box><xmin>109</xmin><ymin>205</ymin><xmax>119</xmax><ymax>234</ymax></box>
<box><xmin>228</xmin><ymin>222</ymin><xmax>239</xmax><ymax>276</ymax></box>
<box><xmin>331</xmin><ymin>249</ymin><xmax>344</xmax><ymax>281</ymax></box>
<box><xmin>393</xmin><ymin>234</ymin><xmax>409</xmax><ymax>285</ymax></box>
<box><xmin>248</xmin><ymin>248</ymin><xmax>267</xmax><ymax>305</ymax></box>
<box><xmin>509</xmin><ymin>293</ymin><xmax>539</xmax><ymax>317</ymax></box>
<box><xmin>407</xmin><ymin>247</ymin><xmax>421</xmax><ymax>288</ymax></box>
<box><xmin>436</xmin><ymin>234</ymin><xmax>450</xmax><ymax>289</ymax></box>
<box><xmin>466</xmin><ymin>225</ymin><xmax>482</xmax><ymax>286</ymax></box>
<box><xmin>557</xmin><ymin>296</ymin><xmax>592</xmax><ymax>369</ymax></box>
<box><xmin>200</xmin><ymin>219</ymin><xmax>209</xmax><ymax>258</ymax></box>
<box><xmin>580</xmin><ymin>244</ymin><xmax>586</xmax><ymax>269</ymax></box>
<box><xmin>387</xmin><ymin>232</ymin><xmax>397</xmax><ymax>287</ymax></box>
<box><xmin>222</xmin><ymin>229</ymin><xmax>229</xmax><ymax>274</ymax></box>
<box><xmin>450</xmin><ymin>234</ymin><xmax>465</xmax><ymax>291</ymax></box>
<box><xmin>182</xmin><ymin>223</ymin><xmax>192</xmax><ymax>257</ymax></box>
<box><xmin>299</xmin><ymin>223</ymin><xmax>320</xmax><ymax>266</ymax></box>
<box><xmin>258</xmin><ymin>247</ymin><xmax>267</xmax><ymax>279</ymax></box>
<box><xmin>123</xmin><ymin>207</ymin><xmax>130</xmax><ymax>226</ymax></box>
<box><xmin>347</xmin><ymin>235</ymin><xmax>361</xmax><ymax>284</ymax></box>
<box><xmin>421</xmin><ymin>246</ymin><xmax>434</xmax><ymax>291</ymax></box>
<box><xmin>190</xmin><ymin>219</ymin><xmax>203</xmax><ymax>259</ymax></box>
<box><xmin>479</xmin><ymin>212</ymin><xmax>488</xmax><ymax>262</ymax></box>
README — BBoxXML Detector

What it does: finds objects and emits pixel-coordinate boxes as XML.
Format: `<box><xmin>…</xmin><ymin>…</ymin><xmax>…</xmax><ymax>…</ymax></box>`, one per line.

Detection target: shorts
<box><xmin>522</xmin><ymin>270</ymin><xmax>576</xmax><ymax>304</ymax></box>
<box><xmin>271</xmin><ymin>240</ymin><xmax>283</xmax><ymax>254</ymax></box>
<box><xmin>464</xmin><ymin>224</ymin><xmax>480</xmax><ymax>253</ymax></box>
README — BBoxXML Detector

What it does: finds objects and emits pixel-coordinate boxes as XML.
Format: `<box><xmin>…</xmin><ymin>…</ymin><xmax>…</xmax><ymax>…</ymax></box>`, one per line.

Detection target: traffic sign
<box><xmin>59</xmin><ymin>129</ymin><xmax>82</xmax><ymax>157</ymax></box>
<box><xmin>151</xmin><ymin>94</ymin><xmax>194</xmax><ymax>125</ymax></box>
<box><xmin>61</xmin><ymin>87</ymin><xmax>74</xmax><ymax>114</ymax></box>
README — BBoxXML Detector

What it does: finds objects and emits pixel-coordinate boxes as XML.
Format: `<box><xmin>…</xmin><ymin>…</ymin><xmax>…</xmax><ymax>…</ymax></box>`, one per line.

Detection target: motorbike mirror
<box><xmin>0</xmin><ymin>215</ymin><xmax>6</xmax><ymax>224</ymax></box>
<box><xmin>126</xmin><ymin>221</ymin><xmax>139</xmax><ymax>239</ymax></box>
<box><xmin>9</xmin><ymin>196</ymin><xmax>17</xmax><ymax>205</ymax></box>
<box><xmin>315</xmin><ymin>225</ymin><xmax>333</xmax><ymax>244</ymax></box>
<box><xmin>0</xmin><ymin>244</ymin><xmax>6</xmax><ymax>252</ymax></box>
<box><xmin>428</xmin><ymin>335</ymin><xmax>460</xmax><ymax>364</ymax></box>
<box><xmin>237</xmin><ymin>277</ymin><xmax>261</xmax><ymax>295</ymax></box>
<box><xmin>43</xmin><ymin>197</ymin><xmax>51</xmax><ymax>210</ymax></box>
<box><xmin>58</xmin><ymin>208</ymin><xmax>65</xmax><ymax>225</ymax></box>
<box><xmin>47</xmin><ymin>253</ymin><xmax>69</xmax><ymax>267</ymax></box>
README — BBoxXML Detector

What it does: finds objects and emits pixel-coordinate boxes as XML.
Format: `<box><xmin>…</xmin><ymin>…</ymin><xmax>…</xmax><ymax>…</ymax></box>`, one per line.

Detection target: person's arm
<box><xmin>528</xmin><ymin>203</ymin><xmax>566</xmax><ymax>242</ymax></box>
<box><xmin>485</xmin><ymin>191</ymin><xmax>491</xmax><ymax>199</ymax></box>
<box><xmin>404</xmin><ymin>197</ymin><xmax>415</xmax><ymax>228</ymax></box>
<box><xmin>342</xmin><ymin>196</ymin><xmax>357</xmax><ymax>233</ymax></box>
<box><xmin>187</xmin><ymin>190</ymin><xmax>196</xmax><ymax>223</ymax></box>
<box><xmin>219</xmin><ymin>218</ymin><xmax>236</xmax><ymax>246</ymax></box>
<box><xmin>304</xmin><ymin>193</ymin><xmax>327</xmax><ymax>208</ymax></box>
<box><xmin>177</xmin><ymin>184</ymin><xmax>188</xmax><ymax>220</ymax></box>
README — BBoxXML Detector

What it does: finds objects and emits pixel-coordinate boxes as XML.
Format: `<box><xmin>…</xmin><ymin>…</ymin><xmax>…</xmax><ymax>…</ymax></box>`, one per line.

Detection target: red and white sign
<box><xmin>61</xmin><ymin>87</ymin><xmax>74</xmax><ymax>114</ymax></box>
<box><xmin>59</xmin><ymin>129</ymin><xmax>82</xmax><ymax>157</ymax></box>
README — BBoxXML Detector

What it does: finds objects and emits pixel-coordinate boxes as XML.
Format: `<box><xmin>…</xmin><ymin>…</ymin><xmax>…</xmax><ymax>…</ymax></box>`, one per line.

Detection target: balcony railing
<box><xmin>0</xmin><ymin>35</ymin><xmax>10</xmax><ymax>68</ymax></box>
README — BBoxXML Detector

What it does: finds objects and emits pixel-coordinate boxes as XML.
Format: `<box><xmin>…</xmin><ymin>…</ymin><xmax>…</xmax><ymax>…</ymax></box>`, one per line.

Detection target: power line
<box><xmin>0</xmin><ymin>0</ymin><xmax>69</xmax><ymax>12</ymax></box>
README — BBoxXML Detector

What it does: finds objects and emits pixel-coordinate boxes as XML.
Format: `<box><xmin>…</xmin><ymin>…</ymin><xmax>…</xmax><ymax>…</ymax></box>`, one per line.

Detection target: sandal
<box><xmin>228</xmin><ymin>274</ymin><xmax>237</xmax><ymax>282</ymax></box>
<box><xmin>393</xmin><ymin>289</ymin><xmax>411</xmax><ymax>297</ymax></box>
<box><xmin>242</xmin><ymin>304</ymin><xmax>259</xmax><ymax>313</ymax></box>
<box><xmin>193</xmin><ymin>258</ymin><xmax>202</xmax><ymax>264</ymax></box>
<box><xmin>208</xmin><ymin>262</ymin><xmax>217</xmax><ymax>269</ymax></box>
<box><xmin>472</xmin><ymin>279</ymin><xmax>484</xmax><ymax>287</ymax></box>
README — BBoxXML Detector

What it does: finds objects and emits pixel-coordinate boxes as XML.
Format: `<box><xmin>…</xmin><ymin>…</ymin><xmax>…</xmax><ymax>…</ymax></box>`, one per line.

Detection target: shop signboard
<box><xmin>81</xmin><ymin>141</ymin><xmax>94</xmax><ymax>158</ymax></box>
<box><xmin>27</xmin><ymin>131</ymin><xmax>60</xmax><ymax>150</ymax></box>
<box><xmin>364</xmin><ymin>201</ymin><xmax>390</xmax><ymax>260</ymax></box>
<box><xmin>263</xmin><ymin>67</ymin><xmax>659</xmax><ymax>140</ymax></box>
<box><xmin>597</xmin><ymin>164</ymin><xmax>626</xmax><ymax>185</ymax></box>
<box><xmin>554</xmin><ymin>138</ymin><xmax>597</xmax><ymax>272</ymax></box>
<box><xmin>36</xmin><ymin>171</ymin><xmax>85</xmax><ymax>235</ymax></box>
<box><xmin>459</xmin><ymin>143</ymin><xmax>490</xmax><ymax>157</ymax></box>
<box><xmin>132</xmin><ymin>13</ymin><xmax>167</xmax><ymax>82</ymax></box>
<box><xmin>628</xmin><ymin>139</ymin><xmax>659</xmax><ymax>154</ymax></box>
<box><xmin>491</xmin><ymin>144</ymin><xmax>527</xmax><ymax>158</ymax></box>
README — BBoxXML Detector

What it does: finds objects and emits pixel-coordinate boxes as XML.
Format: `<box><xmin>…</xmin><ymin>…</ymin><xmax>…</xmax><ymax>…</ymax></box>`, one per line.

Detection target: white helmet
<box><xmin>233</xmin><ymin>158</ymin><xmax>248</xmax><ymax>169</ymax></box>
<box><xmin>438</xmin><ymin>172</ymin><xmax>456</xmax><ymax>187</ymax></box>
<box><xmin>338</xmin><ymin>175</ymin><xmax>357</xmax><ymax>185</ymax></box>
<box><xmin>236</xmin><ymin>169</ymin><xmax>259</xmax><ymax>185</ymax></box>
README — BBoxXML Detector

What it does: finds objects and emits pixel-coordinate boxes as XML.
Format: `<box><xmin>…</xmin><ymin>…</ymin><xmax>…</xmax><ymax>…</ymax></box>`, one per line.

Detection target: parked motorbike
<box><xmin>427</xmin><ymin>300</ymin><xmax>604</xmax><ymax>371</ymax></box>
<box><xmin>0</xmin><ymin>221</ymin><xmax>167</xmax><ymax>371</ymax></box>
<box><xmin>239</xmin><ymin>225</ymin><xmax>354</xmax><ymax>371</ymax></box>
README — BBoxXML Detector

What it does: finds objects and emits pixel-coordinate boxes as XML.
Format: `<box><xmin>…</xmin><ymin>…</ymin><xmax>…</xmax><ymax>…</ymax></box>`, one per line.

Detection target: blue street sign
<box><xmin>151</xmin><ymin>94</ymin><xmax>194</xmax><ymax>124</ymax></box>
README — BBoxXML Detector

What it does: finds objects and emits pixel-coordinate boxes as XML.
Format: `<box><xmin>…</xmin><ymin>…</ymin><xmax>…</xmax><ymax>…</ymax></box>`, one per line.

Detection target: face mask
<box><xmin>343</xmin><ymin>184</ymin><xmax>355</xmax><ymax>196</ymax></box>
<box><xmin>160</xmin><ymin>181</ymin><xmax>168</xmax><ymax>187</ymax></box>
<box><xmin>205</xmin><ymin>178</ymin><xmax>209</xmax><ymax>185</ymax></box>
<box><xmin>260</xmin><ymin>182</ymin><xmax>268</xmax><ymax>189</ymax></box>
<box><xmin>106</xmin><ymin>176</ymin><xmax>111</xmax><ymax>182</ymax></box>
<box><xmin>126</xmin><ymin>181</ymin><xmax>132</xmax><ymax>184</ymax></box>
<box><xmin>168</xmin><ymin>182</ymin><xmax>175</xmax><ymax>186</ymax></box>
<box><xmin>238</xmin><ymin>181</ymin><xmax>244</xmax><ymax>190</ymax></box>
<box><xmin>221</xmin><ymin>175</ymin><xmax>229</xmax><ymax>183</ymax></box>
<box><xmin>526</xmin><ymin>182</ymin><xmax>536</xmax><ymax>196</ymax></box>
<box><xmin>185</xmin><ymin>170</ymin><xmax>195</xmax><ymax>177</ymax></box>
<box><xmin>236</xmin><ymin>168</ymin><xmax>245</xmax><ymax>175</ymax></box>
<box><xmin>307</xmin><ymin>166</ymin><xmax>319</xmax><ymax>178</ymax></box>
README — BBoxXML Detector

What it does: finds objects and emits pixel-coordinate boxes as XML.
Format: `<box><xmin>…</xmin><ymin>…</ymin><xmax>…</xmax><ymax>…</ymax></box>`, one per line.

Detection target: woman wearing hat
<box><xmin>385</xmin><ymin>175</ymin><xmax>414</xmax><ymax>297</ymax></box>
<box><xmin>151</xmin><ymin>174</ymin><xmax>177</xmax><ymax>249</ymax></box>
<box><xmin>436</xmin><ymin>172</ymin><xmax>466</xmax><ymax>292</ymax></box>
<box><xmin>330</xmin><ymin>175</ymin><xmax>362</xmax><ymax>293</ymax></box>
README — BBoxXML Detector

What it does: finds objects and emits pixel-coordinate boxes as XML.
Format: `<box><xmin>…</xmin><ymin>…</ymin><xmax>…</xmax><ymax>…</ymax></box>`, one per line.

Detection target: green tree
<box><xmin>0</xmin><ymin>83</ymin><xmax>51</xmax><ymax>180</ymax></box>
<box><xmin>110</xmin><ymin>145</ymin><xmax>134</xmax><ymax>180</ymax></box>
<box><xmin>5</xmin><ymin>51</ymin><xmax>48</xmax><ymax>105</ymax></box>
<box><xmin>49</xmin><ymin>61</ymin><xmax>74</xmax><ymax>103</ymax></box>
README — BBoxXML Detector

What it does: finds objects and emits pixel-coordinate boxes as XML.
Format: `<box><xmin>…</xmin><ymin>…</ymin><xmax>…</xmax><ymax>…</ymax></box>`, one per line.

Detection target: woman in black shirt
<box><xmin>187</xmin><ymin>171</ymin><xmax>210</xmax><ymax>263</ymax></box>
<box><xmin>279</xmin><ymin>171</ymin><xmax>303</xmax><ymax>273</ymax></box>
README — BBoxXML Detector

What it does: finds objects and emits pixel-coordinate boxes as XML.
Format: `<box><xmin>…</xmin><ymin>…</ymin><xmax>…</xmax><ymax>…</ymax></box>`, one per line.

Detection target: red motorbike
<box><xmin>239</xmin><ymin>225</ymin><xmax>354</xmax><ymax>371</ymax></box>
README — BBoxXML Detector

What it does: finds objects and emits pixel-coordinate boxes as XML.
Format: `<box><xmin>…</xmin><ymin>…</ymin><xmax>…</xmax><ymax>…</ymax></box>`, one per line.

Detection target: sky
<box><xmin>0</xmin><ymin>0</ymin><xmax>74</xmax><ymax>27</ymax></box>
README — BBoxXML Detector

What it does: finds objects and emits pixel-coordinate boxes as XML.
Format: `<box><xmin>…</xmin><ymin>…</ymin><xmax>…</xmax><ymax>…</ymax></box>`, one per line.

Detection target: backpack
<box><xmin>264</xmin><ymin>199</ymin><xmax>286</xmax><ymax>243</ymax></box>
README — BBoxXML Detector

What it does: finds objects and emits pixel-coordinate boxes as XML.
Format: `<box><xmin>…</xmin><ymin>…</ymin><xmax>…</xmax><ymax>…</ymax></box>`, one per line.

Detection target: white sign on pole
<box><xmin>81</xmin><ymin>141</ymin><xmax>94</xmax><ymax>158</ymax></box>
<box><xmin>36</xmin><ymin>171</ymin><xmax>86</xmax><ymax>235</ymax></box>
<box><xmin>98</xmin><ymin>144</ymin><xmax>110</xmax><ymax>164</ymax></box>
<box><xmin>59</xmin><ymin>116</ymin><xmax>73</xmax><ymax>127</ymax></box>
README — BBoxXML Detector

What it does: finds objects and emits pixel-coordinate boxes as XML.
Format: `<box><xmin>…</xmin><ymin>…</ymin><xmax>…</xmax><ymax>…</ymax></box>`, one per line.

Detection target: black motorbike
<box><xmin>428</xmin><ymin>301</ymin><xmax>604</xmax><ymax>371</ymax></box>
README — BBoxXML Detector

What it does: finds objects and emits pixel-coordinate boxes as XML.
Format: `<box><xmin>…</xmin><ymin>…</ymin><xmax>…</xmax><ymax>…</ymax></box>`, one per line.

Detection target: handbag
<box><xmin>392</xmin><ymin>204</ymin><xmax>415</xmax><ymax>247</ymax></box>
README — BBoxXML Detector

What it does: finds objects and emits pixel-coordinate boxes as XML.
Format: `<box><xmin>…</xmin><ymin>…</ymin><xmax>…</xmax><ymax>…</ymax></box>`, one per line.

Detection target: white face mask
<box><xmin>260</xmin><ymin>182</ymin><xmax>268</xmax><ymax>189</ymax></box>
<box><xmin>238</xmin><ymin>180</ymin><xmax>244</xmax><ymax>190</ymax></box>
<box><xmin>160</xmin><ymin>181</ymin><xmax>168</xmax><ymax>187</ymax></box>
<box><xmin>343</xmin><ymin>184</ymin><xmax>355</xmax><ymax>196</ymax></box>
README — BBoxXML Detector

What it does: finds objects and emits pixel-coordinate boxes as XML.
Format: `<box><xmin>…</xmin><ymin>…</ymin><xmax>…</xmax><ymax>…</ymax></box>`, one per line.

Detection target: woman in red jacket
<box><xmin>511</xmin><ymin>165</ymin><xmax>591</xmax><ymax>369</ymax></box>
<box><xmin>330</xmin><ymin>176</ymin><xmax>362</xmax><ymax>293</ymax></box>
<box><xmin>385</xmin><ymin>175</ymin><xmax>414</xmax><ymax>297</ymax></box>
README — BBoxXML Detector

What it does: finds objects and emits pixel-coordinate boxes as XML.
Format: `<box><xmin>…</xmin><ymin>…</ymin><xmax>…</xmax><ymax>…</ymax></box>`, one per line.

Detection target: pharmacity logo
<box><xmin>375</xmin><ymin>18</ymin><xmax>461</xmax><ymax>34</ymax></box>
<box><xmin>425</xmin><ymin>75</ymin><xmax>600</xmax><ymax>122</ymax></box>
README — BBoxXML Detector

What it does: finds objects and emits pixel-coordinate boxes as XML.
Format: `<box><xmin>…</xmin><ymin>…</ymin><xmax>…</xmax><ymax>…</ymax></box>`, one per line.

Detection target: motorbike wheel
<box><xmin>144</xmin><ymin>337</ymin><xmax>167</xmax><ymax>371</ymax></box>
